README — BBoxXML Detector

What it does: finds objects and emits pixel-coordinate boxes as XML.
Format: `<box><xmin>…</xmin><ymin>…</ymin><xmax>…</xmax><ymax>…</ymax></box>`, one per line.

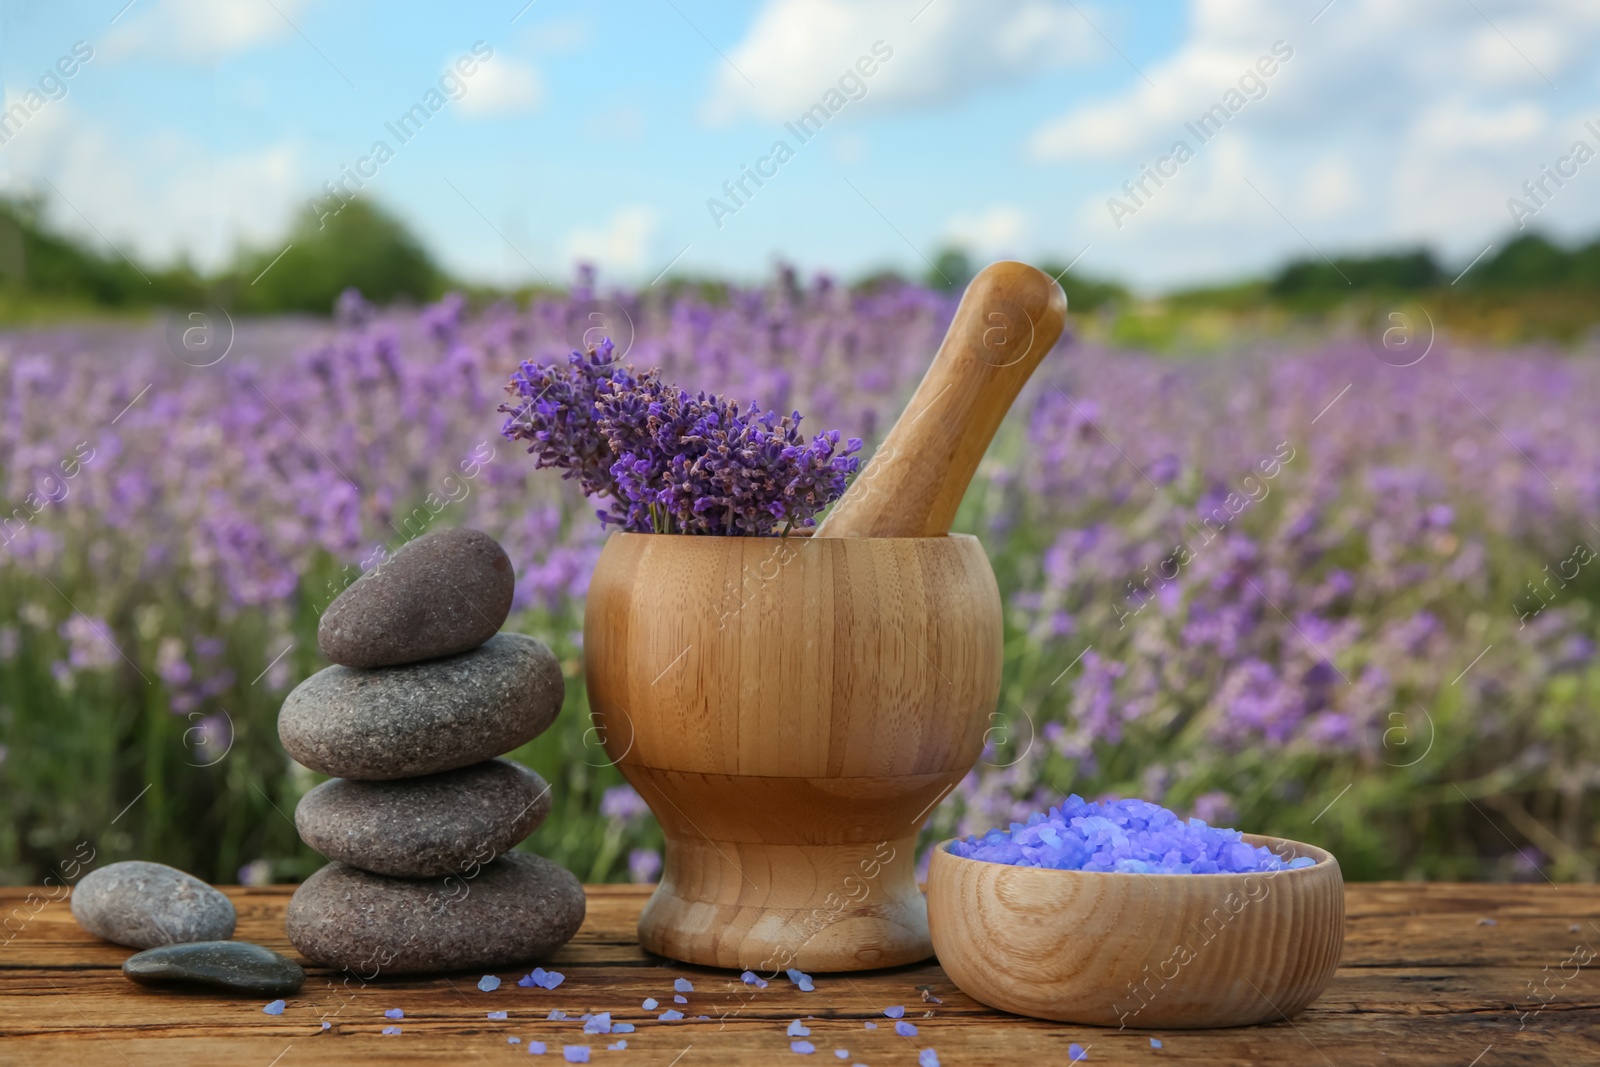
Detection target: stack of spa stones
<box><xmin>278</xmin><ymin>528</ymin><xmax>585</xmax><ymax>975</ymax></box>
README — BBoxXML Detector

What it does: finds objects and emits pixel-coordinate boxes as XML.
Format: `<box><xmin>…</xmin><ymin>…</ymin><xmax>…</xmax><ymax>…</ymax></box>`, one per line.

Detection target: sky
<box><xmin>1</xmin><ymin>0</ymin><xmax>1598</xmax><ymax>292</ymax></box>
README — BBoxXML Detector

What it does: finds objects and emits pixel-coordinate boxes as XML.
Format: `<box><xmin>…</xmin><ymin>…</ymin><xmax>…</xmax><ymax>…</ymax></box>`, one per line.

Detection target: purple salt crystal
<box><xmin>563</xmin><ymin>1047</ymin><xmax>590</xmax><ymax>1064</ymax></box>
<box><xmin>919</xmin><ymin>1051</ymin><xmax>941</xmax><ymax>1067</ymax></box>
<box><xmin>863</xmin><ymin>1022</ymin><xmax>877</xmax><ymax>1030</ymax></box>
<box><xmin>384</xmin><ymin>1008</ymin><xmax>403</xmax><ymax>1019</ymax></box>
<box><xmin>791</xmin><ymin>1040</ymin><xmax>816</xmax><ymax>1055</ymax></box>
<box><xmin>583</xmin><ymin>1012</ymin><xmax>611</xmax><ymax>1034</ymax></box>
<box><xmin>674</xmin><ymin>994</ymin><xmax>687</xmax><ymax>1004</ymax></box>
<box><xmin>488</xmin><ymin>1011</ymin><xmax>508</xmax><ymax>1020</ymax></box>
<box><xmin>1068</xmin><ymin>1043</ymin><xmax>1087</xmax><ymax>1061</ymax></box>
<box><xmin>882</xmin><ymin>1006</ymin><xmax>904</xmax><ymax>1019</ymax></box>
<box><xmin>893</xmin><ymin>1021</ymin><xmax>917</xmax><ymax>1037</ymax></box>
<box><xmin>788</xmin><ymin>1020</ymin><xmax>811</xmax><ymax>1037</ymax></box>
<box><xmin>479</xmin><ymin>975</ymin><xmax>502</xmax><ymax>991</ymax></box>
<box><xmin>547</xmin><ymin>1010</ymin><xmax>567</xmax><ymax>1021</ymax></box>
<box><xmin>263</xmin><ymin>1000</ymin><xmax>285</xmax><ymax>1015</ymax></box>
<box><xmin>1150</xmin><ymin>1038</ymin><xmax>1163</xmax><ymax>1048</ymax></box>
<box><xmin>834</xmin><ymin>1052</ymin><xmax>849</xmax><ymax>1061</ymax></box>
<box><xmin>659</xmin><ymin>1009</ymin><xmax>684</xmax><ymax>1021</ymax></box>
<box><xmin>528</xmin><ymin>1041</ymin><xmax>547</xmax><ymax>1054</ymax></box>
<box><xmin>643</xmin><ymin>998</ymin><xmax>658</xmax><ymax>1010</ymax></box>
<box><xmin>674</xmin><ymin>977</ymin><xmax>694</xmax><ymax>992</ymax></box>
<box><xmin>382</xmin><ymin>1025</ymin><xmax>401</xmax><ymax>1036</ymax></box>
<box><xmin>951</xmin><ymin>795</ymin><xmax>1319</xmax><ymax>874</ymax></box>
<box><xmin>608</xmin><ymin>1040</ymin><xmax>627</xmax><ymax>1050</ymax></box>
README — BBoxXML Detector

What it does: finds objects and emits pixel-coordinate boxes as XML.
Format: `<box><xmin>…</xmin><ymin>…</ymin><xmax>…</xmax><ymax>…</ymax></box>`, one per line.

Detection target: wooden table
<box><xmin>2</xmin><ymin>883</ymin><xmax>1597</xmax><ymax>1066</ymax></box>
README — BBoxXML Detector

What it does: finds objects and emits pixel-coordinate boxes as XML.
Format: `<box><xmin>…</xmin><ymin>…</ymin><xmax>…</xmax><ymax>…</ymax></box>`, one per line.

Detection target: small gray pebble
<box><xmin>285</xmin><ymin>852</ymin><xmax>585</xmax><ymax>975</ymax></box>
<box><xmin>278</xmin><ymin>632</ymin><xmax>563</xmax><ymax>780</ymax></box>
<box><xmin>295</xmin><ymin>759</ymin><xmax>554</xmax><ymax>878</ymax></box>
<box><xmin>70</xmin><ymin>861</ymin><xmax>236</xmax><ymax>949</ymax></box>
<box><xmin>319</xmin><ymin>527</ymin><xmax>514</xmax><ymax>668</ymax></box>
<box><xmin>123</xmin><ymin>940</ymin><xmax>304</xmax><ymax>995</ymax></box>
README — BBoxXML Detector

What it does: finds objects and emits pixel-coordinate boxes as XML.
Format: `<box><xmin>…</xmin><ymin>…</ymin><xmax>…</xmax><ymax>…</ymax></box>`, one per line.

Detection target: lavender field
<box><xmin>4</xmin><ymin>273</ymin><xmax>1598</xmax><ymax>887</ymax></box>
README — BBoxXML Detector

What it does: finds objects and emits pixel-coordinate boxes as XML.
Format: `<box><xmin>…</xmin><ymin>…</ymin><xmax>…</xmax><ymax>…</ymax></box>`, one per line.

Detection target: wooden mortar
<box><xmin>584</xmin><ymin>262</ymin><xmax>1066</xmax><ymax>971</ymax></box>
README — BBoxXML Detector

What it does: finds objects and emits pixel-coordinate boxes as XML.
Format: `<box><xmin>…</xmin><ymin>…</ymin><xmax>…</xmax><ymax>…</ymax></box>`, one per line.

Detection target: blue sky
<box><xmin>2</xmin><ymin>0</ymin><xmax>1598</xmax><ymax>291</ymax></box>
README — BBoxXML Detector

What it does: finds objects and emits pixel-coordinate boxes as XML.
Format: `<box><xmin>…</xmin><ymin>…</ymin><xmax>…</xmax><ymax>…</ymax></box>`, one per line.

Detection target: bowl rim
<box><xmin>603</xmin><ymin>530</ymin><xmax>983</xmax><ymax>545</ymax></box>
<box><xmin>930</xmin><ymin>832</ymin><xmax>1338</xmax><ymax>881</ymax></box>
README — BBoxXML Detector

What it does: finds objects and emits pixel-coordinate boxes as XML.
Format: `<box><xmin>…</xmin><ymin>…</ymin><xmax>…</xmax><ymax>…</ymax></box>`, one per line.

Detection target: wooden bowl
<box><xmin>927</xmin><ymin>835</ymin><xmax>1344</xmax><ymax>1028</ymax></box>
<box><xmin>584</xmin><ymin>531</ymin><xmax>1001</xmax><ymax>972</ymax></box>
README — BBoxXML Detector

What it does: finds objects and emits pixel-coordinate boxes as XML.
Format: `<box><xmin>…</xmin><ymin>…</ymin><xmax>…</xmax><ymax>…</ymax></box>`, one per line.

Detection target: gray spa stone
<box><xmin>284</xmin><ymin>852</ymin><xmax>586</xmax><ymax>975</ymax></box>
<box><xmin>123</xmin><ymin>940</ymin><xmax>305</xmax><ymax>996</ymax></box>
<box><xmin>294</xmin><ymin>759</ymin><xmax>554</xmax><ymax>878</ymax></box>
<box><xmin>70</xmin><ymin>861</ymin><xmax>236</xmax><ymax>949</ymax></box>
<box><xmin>277</xmin><ymin>633</ymin><xmax>564</xmax><ymax>780</ymax></box>
<box><xmin>318</xmin><ymin>527</ymin><xmax>515</xmax><ymax>668</ymax></box>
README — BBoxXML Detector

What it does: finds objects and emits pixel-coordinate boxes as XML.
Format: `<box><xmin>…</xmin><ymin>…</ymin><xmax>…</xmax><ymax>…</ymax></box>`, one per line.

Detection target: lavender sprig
<box><xmin>500</xmin><ymin>341</ymin><xmax>860</xmax><ymax>536</ymax></box>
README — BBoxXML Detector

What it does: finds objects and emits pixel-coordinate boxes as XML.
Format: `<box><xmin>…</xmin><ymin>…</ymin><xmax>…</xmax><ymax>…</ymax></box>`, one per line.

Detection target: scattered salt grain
<box><xmin>951</xmin><ymin>794</ymin><xmax>1319</xmax><ymax>874</ymax></box>
<box><xmin>384</xmin><ymin>1008</ymin><xmax>403</xmax><ymax>1020</ymax></box>
<box><xmin>894</xmin><ymin>1021</ymin><xmax>917</xmax><ymax>1037</ymax></box>
<box><xmin>1150</xmin><ymin>1038</ymin><xmax>1163</xmax><ymax>1048</ymax></box>
<box><xmin>834</xmin><ymin>1051</ymin><xmax>849</xmax><ymax>1060</ymax></box>
<box><xmin>674</xmin><ymin>994</ymin><xmax>688</xmax><ymax>1004</ymax></box>
<box><xmin>675</xmin><ymin>977</ymin><xmax>695</xmax><ymax>992</ymax></box>
<box><xmin>919</xmin><ymin>1051</ymin><xmax>941</xmax><ymax>1067</ymax></box>
<box><xmin>608</xmin><ymin>1040</ymin><xmax>628</xmax><ymax>1051</ymax></box>
<box><xmin>659</xmin><ymin>1009</ymin><xmax>685</xmax><ymax>1021</ymax></box>
<box><xmin>563</xmin><ymin>1046</ymin><xmax>590</xmax><ymax>1064</ymax></box>
<box><xmin>741</xmin><ymin>970</ymin><xmax>770</xmax><ymax>988</ymax></box>
<box><xmin>547</xmin><ymin>1010</ymin><xmax>568</xmax><ymax>1021</ymax></box>
<box><xmin>786</xmin><ymin>967</ymin><xmax>816</xmax><ymax>991</ymax></box>
<box><xmin>479</xmin><ymin>975</ymin><xmax>502</xmax><ymax>992</ymax></box>
<box><xmin>643</xmin><ymin>998</ymin><xmax>659</xmax><ymax>1010</ymax></box>
<box><xmin>382</xmin><ymin>1025</ymin><xmax>401</xmax><ymax>1036</ymax></box>
<box><xmin>583</xmin><ymin>1012</ymin><xmax>612</xmax><ymax>1035</ymax></box>
<box><xmin>791</xmin><ymin>1040</ymin><xmax>816</xmax><ymax>1054</ymax></box>
<box><xmin>528</xmin><ymin>1041</ymin><xmax>547</xmax><ymax>1054</ymax></box>
<box><xmin>788</xmin><ymin>1020</ymin><xmax>811</xmax><ymax>1037</ymax></box>
<box><xmin>488</xmin><ymin>1010</ymin><xmax>509</xmax><ymax>1021</ymax></box>
<box><xmin>509</xmin><ymin>1036</ymin><xmax>521</xmax><ymax>1044</ymax></box>
<box><xmin>863</xmin><ymin>1021</ymin><xmax>877</xmax><ymax>1030</ymax></box>
<box><xmin>263</xmin><ymin>1000</ymin><xmax>285</xmax><ymax>1015</ymax></box>
<box><xmin>883</xmin><ymin>1006</ymin><xmax>904</xmax><ymax>1019</ymax></box>
<box><xmin>320</xmin><ymin>1021</ymin><xmax>331</xmax><ymax>1030</ymax></box>
<box><xmin>613</xmin><ymin>1022</ymin><xmax>635</xmax><ymax>1033</ymax></box>
<box><xmin>1068</xmin><ymin>1043</ymin><xmax>1087</xmax><ymax>1061</ymax></box>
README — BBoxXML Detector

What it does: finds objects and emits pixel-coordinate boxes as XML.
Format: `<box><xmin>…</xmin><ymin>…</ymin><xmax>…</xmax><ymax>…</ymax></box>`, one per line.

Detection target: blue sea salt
<box><xmin>384</xmin><ymin>1008</ymin><xmax>404</xmax><ymax>1019</ymax></box>
<box><xmin>786</xmin><ymin>968</ymin><xmax>815</xmax><ymax>991</ymax></box>
<box><xmin>488</xmin><ymin>1010</ymin><xmax>508</xmax><ymax>1020</ymax></box>
<box><xmin>674</xmin><ymin>977</ymin><xmax>694</xmax><ymax>992</ymax></box>
<box><xmin>788</xmin><ymin>1020</ymin><xmax>811</xmax><ymax>1037</ymax></box>
<box><xmin>920</xmin><ymin>1051</ymin><xmax>941</xmax><ymax>1067</ymax></box>
<box><xmin>613</xmin><ymin>1022</ymin><xmax>635</xmax><ymax>1033</ymax></box>
<box><xmin>528</xmin><ymin>1041</ymin><xmax>547</xmax><ymax>1054</ymax></box>
<box><xmin>583</xmin><ymin>1012</ymin><xmax>612</xmax><ymax>1034</ymax></box>
<box><xmin>791</xmin><ymin>1040</ymin><xmax>816</xmax><ymax>1054</ymax></box>
<box><xmin>674</xmin><ymin>994</ymin><xmax>688</xmax><ymax>1004</ymax></box>
<box><xmin>263</xmin><ymin>1000</ymin><xmax>285</xmax><ymax>1015</ymax></box>
<box><xmin>547</xmin><ymin>1010</ymin><xmax>567</xmax><ymax>1021</ymax></box>
<box><xmin>893</xmin><ymin>1020</ymin><xmax>917</xmax><ymax>1037</ymax></box>
<box><xmin>1150</xmin><ymin>1037</ymin><xmax>1163</xmax><ymax>1048</ymax></box>
<box><xmin>563</xmin><ymin>1046</ymin><xmax>590</xmax><ymax>1064</ymax></box>
<box><xmin>883</xmin><ymin>1006</ymin><xmax>904</xmax><ymax>1019</ymax></box>
<box><xmin>478</xmin><ymin>975</ymin><xmax>502</xmax><ymax>991</ymax></box>
<box><xmin>949</xmin><ymin>795</ymin><xmax>1322</xmax><ymax>874</ymax></box>
<box><xmin>643</xmin><ymin>998</ymin><xmax>658</xmax><ymax>1010</ymax></box>
<box><xmin>1068</xmin><ymin>1043</ymin><xmax>1087</xmax><ymax>1061</ymax></box>
<box><xmin>659</xmin><ymin>1009</ymin><xmax>684</xmax><ymax>1021</ymax></box>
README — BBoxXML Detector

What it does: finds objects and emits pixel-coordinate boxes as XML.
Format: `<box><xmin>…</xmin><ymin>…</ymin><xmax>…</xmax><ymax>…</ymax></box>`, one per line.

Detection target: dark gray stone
<box><xmin>319</xmin><ymin>527</ymin><xmax>515</xmax><ymax>668</ymax></box>
<box><xmin>278</xmin><ymin>633</ymin><xmax>563</xmax><ymax>780</ymax></box>
<box><xmin>284</xmin><ymin>852</ymin><xmax>585</xmax><ymax>975</ymax></box>
<box><xmin>123</xmin><ymin>940</ymin><xmax>305</xmax><ymax>996</ymax></box>
<box><xmin>70</xmin><ymin>861</ymin><xmax>236</xmax><ymax>949</ymax></box>
<box><xmin>294</xmin><ymin>759</ymin><xmax>554</xmax><ymax>878</ymax></box>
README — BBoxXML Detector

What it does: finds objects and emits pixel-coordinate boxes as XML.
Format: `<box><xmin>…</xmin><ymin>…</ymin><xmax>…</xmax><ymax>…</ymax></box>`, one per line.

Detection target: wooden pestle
<box><xmin>814</xmin><ymin>260</ymin><xmax>1068</xmax><ymax>538</ymax></box>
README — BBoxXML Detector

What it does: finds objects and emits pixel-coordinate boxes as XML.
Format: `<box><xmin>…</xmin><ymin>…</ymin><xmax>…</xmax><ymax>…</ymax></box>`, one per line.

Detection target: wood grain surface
<box><xmin>584</xmin><ymin>532</ymin><xmax>1001</xmax><ymax>971</ymax></box>
<box><xmin>814</xmin><ymin>260</ymin><xmax>1069</xmax><ymax>539</ymax></box>
<box><xmin>3</xmin><ymin>883</ymin><xmax>1598</xmax><ymax>1066</ymax></box>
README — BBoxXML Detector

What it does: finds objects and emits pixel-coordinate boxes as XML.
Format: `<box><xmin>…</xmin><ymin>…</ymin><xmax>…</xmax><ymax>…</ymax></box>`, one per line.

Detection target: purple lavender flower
<box><xmin>500</xmin><ymin>341</ymin><xmax>859</xmax><ymax>535</ymax></box>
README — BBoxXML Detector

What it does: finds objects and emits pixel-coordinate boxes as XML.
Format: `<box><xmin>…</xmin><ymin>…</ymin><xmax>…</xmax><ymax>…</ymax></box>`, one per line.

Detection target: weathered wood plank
<box><xmin>1</xmin><ymin>884</ymin><xmax>1597</xmax><ymax>1066</ymax></box>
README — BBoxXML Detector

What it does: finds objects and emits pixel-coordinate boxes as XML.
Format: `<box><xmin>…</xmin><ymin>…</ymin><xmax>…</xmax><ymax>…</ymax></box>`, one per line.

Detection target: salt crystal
<box><xmin>643</xmin><ymin>998</ymin><xmax>659</xmax><ymax>1010</ymax></box>
<box><xmin>563</xmin><ymin>1046</ymin><xmax>590</xmax><ymax>1064</ymax></box>
<box><xmin>791</xmin><ymin>1040</ymin><xmax>816</xmax><ymax>1054</ymax></box>
<box><xmin>883</xmin><ymin>1006</ymin><xmax>904</xmax><ymax>1019</ymax></box>
<box><xmin>659</xmin><ymin>1009</ymin><xmax>685</xmax><ymax>1021</ymax></box>
<box><xmin>383</xmin><ymin>1008</ymin><xmax>403</xmax><ymax>1019</ymax></box>
<box><xmin>479</xmin><ymin>975</ymin><xmax>502</xmax><ymax>992</ymax></box>
<box><xmin>675</xmin><ymin>977</ymin><xmax>695</xmax><ymax>992</ymax></box>
<box><xmin>894</xmin><ymin>1020</ymin><xmax>916</xmax><ymax>1037</ymax></box>
<box><xmin>488</xmin><ymin>1010</ymin><xmax>508</xmax><ymax>1020</ymax></box>
<box><xmin>1068</xmin><ymin>1043</ymin><xmax>1087</xmax><ymax>1061</ymax></box>
<box><xmin>788</xmin><ymin>1020</ymin><xmax>811</xmax><ymax>1036</ymax></box>
<box><xmin>263</xmin><ymin>1000</ymin><xmax>285</xmax><ymax>1016</ymax></box>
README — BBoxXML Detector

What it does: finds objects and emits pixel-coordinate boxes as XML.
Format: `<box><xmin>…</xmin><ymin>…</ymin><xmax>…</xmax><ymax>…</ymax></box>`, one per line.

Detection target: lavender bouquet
<box><xmin>499</xmin><ymin>339</ymin><xmax>862</xmax><ymax>536</ymax></box>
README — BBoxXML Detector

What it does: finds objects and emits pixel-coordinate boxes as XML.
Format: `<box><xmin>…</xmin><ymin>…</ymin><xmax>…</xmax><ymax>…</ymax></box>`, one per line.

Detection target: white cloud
<box><xmin>566</xmin><ymin>205</ymin><xmax>657</xmax><ymax>273</ymax></box>
<box><xmin>1029</xmin><ymin>0</ymin><xmax>1600</xmax><ymax>286</ymax></box>
<box><xmin>458</xmin><ymin>56</ymin><xmax>543</xmax><ymax>117</ymax></box>
<box><xmin>103</xmin><ymin>0</ymin><xmax>313</xmax><ymax>64</ymax></box>
<box><xmin>703</xmin><ymin>0</ymin><xmax>1100</xmax><ymax>124</ymax></box>
<box><xmin>946</xmin><ymin>204</ymin><xmax>1027</xmax><ymax>257</ymax></box>
<box><xmin>0</xmin><ymin>102</ymin><xmax>299</xmax><ymax>271</ymax></box>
